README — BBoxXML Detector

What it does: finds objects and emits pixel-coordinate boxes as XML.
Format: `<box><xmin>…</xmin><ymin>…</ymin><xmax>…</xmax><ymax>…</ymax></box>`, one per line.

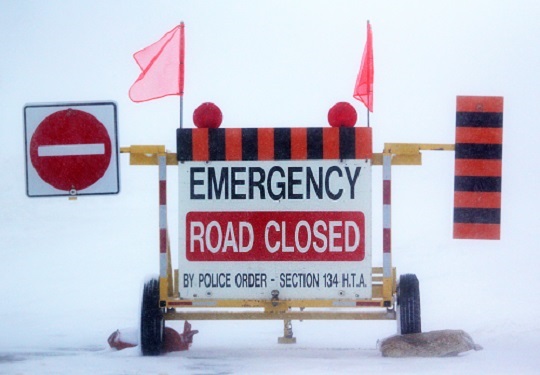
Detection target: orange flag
<box><xmin>129</xmin><ymin>23</ymin><xmax>185</xmax><ymax>102</ymax></box>
<box><xmin>353</xmin><ymin>21</ymin><xmax>374</xmax><ymax>112</ymax></box>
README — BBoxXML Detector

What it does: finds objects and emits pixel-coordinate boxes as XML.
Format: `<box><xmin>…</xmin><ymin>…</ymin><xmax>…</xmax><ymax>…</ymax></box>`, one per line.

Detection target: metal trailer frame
<box><xmin>121</xmin><ymin>141</ymin><xmax>453</xmax><ymax>343</ymax></box>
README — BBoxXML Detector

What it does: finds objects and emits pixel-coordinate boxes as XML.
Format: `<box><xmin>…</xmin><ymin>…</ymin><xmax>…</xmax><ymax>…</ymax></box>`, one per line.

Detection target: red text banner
<box><xmin>186</xmin><ymin>211</ymin><xmax>365</xmax><ymax>262</ymax></box>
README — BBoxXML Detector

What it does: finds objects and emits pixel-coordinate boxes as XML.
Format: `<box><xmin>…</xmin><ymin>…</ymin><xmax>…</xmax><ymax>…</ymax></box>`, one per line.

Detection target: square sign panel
<box><xmin>176</xmin><ymin>127</ymin><xmax>373</xmax><ymax>301</ymax></box>
<box><xmin>24</xmin><ymin>102</ymin><xmax>119</xmax><ymax>197</ymax></box>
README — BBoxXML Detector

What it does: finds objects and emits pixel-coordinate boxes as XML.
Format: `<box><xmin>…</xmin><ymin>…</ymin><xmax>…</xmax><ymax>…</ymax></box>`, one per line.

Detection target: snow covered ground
<box><xmin>2</xmin><ymin>1</ymin><xmax>540</xmax><ymax>374</ymax></box>
<box><xmin>3</xmin><ymin>158</ymin><xmax>540</xmax><ymax>375</ymax></box>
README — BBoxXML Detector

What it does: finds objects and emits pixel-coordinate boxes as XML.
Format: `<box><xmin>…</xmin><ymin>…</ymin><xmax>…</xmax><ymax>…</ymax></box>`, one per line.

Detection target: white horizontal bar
<box><xmin>38</xmin><ymin>143</ymin><xmax>105</xmax><ymax>157</ymax></box>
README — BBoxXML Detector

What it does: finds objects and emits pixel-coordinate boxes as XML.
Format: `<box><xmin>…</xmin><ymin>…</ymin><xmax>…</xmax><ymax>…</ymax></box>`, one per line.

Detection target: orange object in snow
<box><xmin>108</xmin><ymin>329</ymin><xmax>137</xmax><ymax>350</ymax></box>
<box><xmin>108</xmin><ymin>321</ymin><xmax>198</xmax><ymax>352</ymax></box>
<box><xmin>163</xmin><ymin>322</ymin><xmax>199</xmax><ymax>352</ymax></box>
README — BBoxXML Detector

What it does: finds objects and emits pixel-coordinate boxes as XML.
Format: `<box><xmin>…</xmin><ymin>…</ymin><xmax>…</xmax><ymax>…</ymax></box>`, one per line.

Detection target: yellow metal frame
<box><xmin>120</xmin><ymin>146</ymin><xmax>177</xmax><ymax>166</ymax></box>
<box><xmin>373</xmin><ymin>143</ymin><xmax>455</xmax><ymax>165</ymax></box>
<box><xmin>121</xmin><ymin>142</ymin><xmax>453</xmax><ymax>324</ymax></box>
<box><xmin>161</xmin><ymin>266</ymin><xmax>397</xmax><ymax>321</ymax></box>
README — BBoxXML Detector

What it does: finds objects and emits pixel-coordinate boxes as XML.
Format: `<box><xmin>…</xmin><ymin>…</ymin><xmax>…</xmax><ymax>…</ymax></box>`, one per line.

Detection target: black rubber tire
<box><xmin>397</xmin><ymin>274</ymin><xmax>421</xmax><ymax>335</ymax></box>
<box><xmin>140</xmin><ymin>278</ymin><xmax>164</xmax><ymax>356</ymax></box>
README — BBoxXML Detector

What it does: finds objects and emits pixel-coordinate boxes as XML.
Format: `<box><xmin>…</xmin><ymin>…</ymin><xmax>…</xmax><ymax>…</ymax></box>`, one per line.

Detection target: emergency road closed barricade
<box><xmin>124</xmin><ymin>125</ymin><xmax>407</xmax><ymax>355</ymax></box>
<box><xmin>115</xmin><ymin>96</ymin><xmax>503</xmax><ymax>356</ymax></box>
<box><xmin>20</xmin><ymin>21</ymin><xmax>503</xmax><ymax>356</ymax></box>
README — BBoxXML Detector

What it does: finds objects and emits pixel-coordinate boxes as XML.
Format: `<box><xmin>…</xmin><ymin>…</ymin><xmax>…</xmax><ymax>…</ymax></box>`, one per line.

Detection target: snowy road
<box><xmin>1</xmin><ymin>320</ymin><xmax>538</xmax><ymax>374</ymax></box>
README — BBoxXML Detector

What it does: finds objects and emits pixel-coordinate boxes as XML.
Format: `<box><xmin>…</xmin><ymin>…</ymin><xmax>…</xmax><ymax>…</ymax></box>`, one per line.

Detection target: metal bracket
<box><xmin>271</xmin><ymin>290</ymin><xmax>280</xmax><ymax>307</ymax></box>
<box><xmin>373</xmin><ymin>143</ymin><xmax>454</xmax><ymax>166</ymax></box>
<box><xmin>120</xmin><ymin>145</ymin><xmax>177</xmax><ymax>166</ymax></box>
<box><xmin>278</xmin><ymin>319</ymin><xmax>297</xmax><ymax>344</ymax></box>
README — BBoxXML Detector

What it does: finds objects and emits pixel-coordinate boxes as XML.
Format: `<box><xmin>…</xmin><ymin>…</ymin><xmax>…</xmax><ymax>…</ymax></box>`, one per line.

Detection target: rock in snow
<box><xmin>379</xmin><ymin>330</ymin><xmax>483</xmax><ymax>357</ymax></box>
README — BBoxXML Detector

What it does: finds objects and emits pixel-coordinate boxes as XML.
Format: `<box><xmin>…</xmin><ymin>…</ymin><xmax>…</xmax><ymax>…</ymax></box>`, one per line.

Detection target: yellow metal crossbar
<box><xmin>373</xmin><ymin>143</ymin><xmax>454</xmax><ymax>165</ymax></box>
<box><xmin>120</xmin><ymin>145</ymin><xmax>177</xmax><ymax>165</ymax></box>
<box><xmin>121</xmin><ymin>143</ymin><xmax>454</xmax><ymax>167</ymax></box>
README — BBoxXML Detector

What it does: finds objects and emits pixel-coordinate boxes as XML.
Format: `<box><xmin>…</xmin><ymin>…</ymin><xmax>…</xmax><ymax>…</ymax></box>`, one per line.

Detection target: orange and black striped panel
<box><xmin>453</xmin><ymin>96</ymin><xmax>503</xmax><ymax>240</ymax></box>
<box><xmin>177</xmin><ymin>127</ymin><xmax>372</xmax><ymax>162</ymax></box>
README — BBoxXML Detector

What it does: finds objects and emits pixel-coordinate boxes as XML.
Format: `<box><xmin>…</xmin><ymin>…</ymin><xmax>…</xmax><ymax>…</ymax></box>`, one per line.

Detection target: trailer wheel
<box><xmin>397</xmin><ymin>274</ymin><xmax>421</xmax><ymax>335</ymax></box>
<box><xmin>140</xmin><ymin>278</ymin><xmax>164</xmax><ymax>356</ymax></box>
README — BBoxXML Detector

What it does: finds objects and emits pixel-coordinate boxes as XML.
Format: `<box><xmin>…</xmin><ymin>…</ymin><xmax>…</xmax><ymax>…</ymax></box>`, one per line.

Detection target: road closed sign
<box><xmin>24</xmin><ymin>102</ymin><xmax>119</xmax><ymax>197</ymax></box>
<box><xmin>177</xmin><ymin>127</ymin><xmax>373</xmax><ymax>300</ymax></box>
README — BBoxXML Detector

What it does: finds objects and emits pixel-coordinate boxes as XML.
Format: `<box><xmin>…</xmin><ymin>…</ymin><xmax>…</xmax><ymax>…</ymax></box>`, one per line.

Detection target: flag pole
<box><xmin>367</xmin><ymin>20</ymin><xmax>371</xmax><ymax>128</ymax></box>
<box><xmin>180</xmin><ymin>96</ymin><xmax>184</xmax><ymax>129</ymax></box>
<box><xmin>352</xmin><ymin>20</ymin><xmax>373</xmax><ymax>128</ymax></box>
<box><xmin>179</xmin><ymin>22</ymin><xmax>185</xmax><ymax>129</ymax></box>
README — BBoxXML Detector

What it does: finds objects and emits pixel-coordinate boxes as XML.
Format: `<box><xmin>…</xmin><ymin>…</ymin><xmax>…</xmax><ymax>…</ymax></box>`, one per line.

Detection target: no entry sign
<box><xmin>24</xmin><ymin>102</ymin><xmax>119</xmax><ymax>197</ymax></box>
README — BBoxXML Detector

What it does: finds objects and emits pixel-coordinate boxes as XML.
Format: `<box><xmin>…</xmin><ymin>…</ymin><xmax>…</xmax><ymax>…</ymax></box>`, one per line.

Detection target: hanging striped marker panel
<box><xmin>177</xmin><ymin>127</ymin><xmax>372</xmax><ymax>162</ymax></box>
<box><xmin>453</xmin><ymin>96</ymin><xmax>503</xmax><ymax>240</ymax></box>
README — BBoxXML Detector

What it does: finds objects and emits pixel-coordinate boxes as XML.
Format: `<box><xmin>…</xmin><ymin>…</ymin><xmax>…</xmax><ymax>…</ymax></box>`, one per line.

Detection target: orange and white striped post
<box><xmin>382</xmin><ymin>152</ymin><xmax>393</xmax><ymax>301</ymax></box>
<box><xmin>158</xmin><ymin>153</ymin><xmax>169</xmax><ymax>302</ymax></box>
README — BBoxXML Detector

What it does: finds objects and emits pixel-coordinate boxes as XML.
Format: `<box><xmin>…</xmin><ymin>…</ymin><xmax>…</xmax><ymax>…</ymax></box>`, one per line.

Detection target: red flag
<box><xmin>129</xmin><ymin>23</ymin><xmax>185</xmax><ymax>102</ymax></box>
<box><xmin>353</xmin><ymin>21</ymin><xmax>373</xmax><ymax>112</ymax></box>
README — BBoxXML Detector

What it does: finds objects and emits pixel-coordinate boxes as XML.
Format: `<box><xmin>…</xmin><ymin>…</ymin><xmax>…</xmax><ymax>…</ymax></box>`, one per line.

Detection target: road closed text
<box><xmin>186</xmin><ymin>211</ymin><xmax>365</xmax><ymax>261</ymax></box>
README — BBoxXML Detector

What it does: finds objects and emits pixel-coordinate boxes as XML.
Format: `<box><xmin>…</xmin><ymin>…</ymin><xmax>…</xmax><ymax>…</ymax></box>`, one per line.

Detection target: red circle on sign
<box><xmin>30</xmin><ymin>109</ymin><xmax>112</xmax><ymax>191</ymax></box>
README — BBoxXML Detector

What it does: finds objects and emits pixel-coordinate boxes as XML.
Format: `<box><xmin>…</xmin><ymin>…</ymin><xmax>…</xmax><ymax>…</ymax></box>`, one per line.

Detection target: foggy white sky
<box><xmin>3</xmin><ymin>1</ymin><xmax>540</xmax><ymax>153</ymax></box>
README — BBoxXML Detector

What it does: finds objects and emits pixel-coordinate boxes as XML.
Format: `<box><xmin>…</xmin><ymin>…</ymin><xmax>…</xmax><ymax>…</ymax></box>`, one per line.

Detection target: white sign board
<box><xmin>177</xmin><ymin>126</ymin><xmax>373</xmax><ymax>300</ymax></box>
<box><xmin>24</xmin><ymin>102</ymin><xmax>119</xmax><ymax>197</ymax></box>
